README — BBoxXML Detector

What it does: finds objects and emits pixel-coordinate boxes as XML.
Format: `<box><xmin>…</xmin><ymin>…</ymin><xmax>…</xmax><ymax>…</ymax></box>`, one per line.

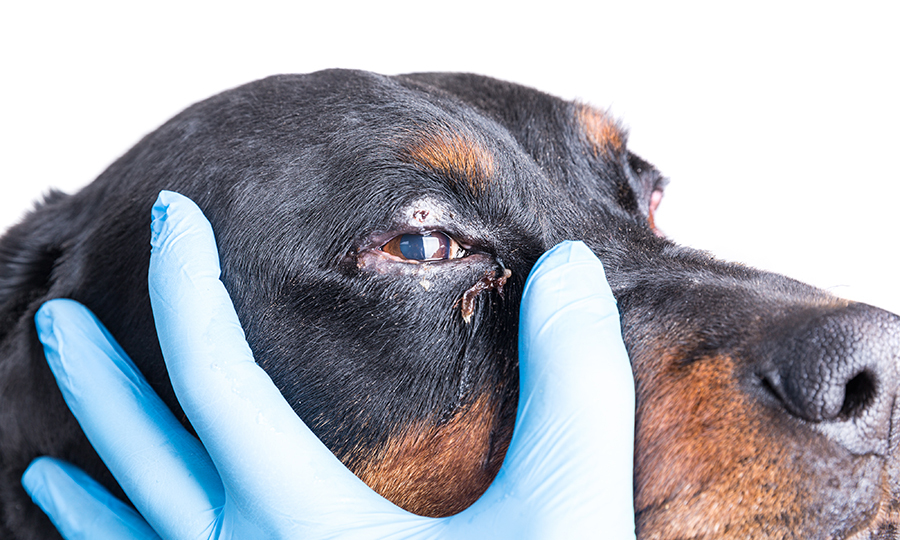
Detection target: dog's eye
<box><xmin>381</xmin><ymin>232</ymin><xmax>464</xmax><ymax>261</ymax></box>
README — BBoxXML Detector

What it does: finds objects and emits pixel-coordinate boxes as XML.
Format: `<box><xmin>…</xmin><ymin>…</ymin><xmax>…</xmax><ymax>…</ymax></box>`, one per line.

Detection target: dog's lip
<box><xmin>635</xmin><ymin>505</ymin><xmax>898</xmax><ymax>540</ymax></box>
<box><xmin>842</xmin><ymin>505</ymin><xmax>900</xmax><ymax>540</ymax></box>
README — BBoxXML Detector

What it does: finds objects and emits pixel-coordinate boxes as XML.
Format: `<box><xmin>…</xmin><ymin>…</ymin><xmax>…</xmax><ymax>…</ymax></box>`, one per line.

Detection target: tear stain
<box><xmin>457</xmin><ymin>268</ymin><xmax>513</xmax><ymax>323</ymax></box>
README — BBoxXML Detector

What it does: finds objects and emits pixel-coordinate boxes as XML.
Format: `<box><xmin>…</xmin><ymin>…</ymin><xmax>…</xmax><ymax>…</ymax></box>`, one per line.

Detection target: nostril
<box><xmin>838</xmin><ymin>370</ymin><xmax>877</xmax><ymax>420</ymax></box>
<box><xmin>758</xmin><ymin>368</ymin><xmax>881</xmax><ymax>423</ymax></box>
<box><xmin>759</xmin><ymin>372</ymin><xmax>787</xmax><ymax>408</ymax></box>
<box><xmin>755</xmin><ymin>303</ymin><xmax>900</xmax><ymax>454</ymax></box>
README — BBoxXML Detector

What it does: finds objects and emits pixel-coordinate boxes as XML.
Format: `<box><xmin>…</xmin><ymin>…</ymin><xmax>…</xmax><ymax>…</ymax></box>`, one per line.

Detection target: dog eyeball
<box><xmin>382</xmin><ymin>232</ymin><xmax>464</xmax><ymax>261</ymax></box>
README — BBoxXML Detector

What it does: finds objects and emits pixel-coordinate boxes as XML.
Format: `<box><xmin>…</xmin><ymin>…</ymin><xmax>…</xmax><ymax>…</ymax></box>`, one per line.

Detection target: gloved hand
<box><xmin>22</xmin><ymin>191</ymin><xmax>636</xmax><ymax>539</ymax></box>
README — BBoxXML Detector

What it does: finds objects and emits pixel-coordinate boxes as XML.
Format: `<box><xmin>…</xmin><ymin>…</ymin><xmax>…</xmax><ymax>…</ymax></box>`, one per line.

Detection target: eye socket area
<box><xmin>381</xmin><ymin>232</ymin><xmax>466</xmax><ymax>262</ymax></box>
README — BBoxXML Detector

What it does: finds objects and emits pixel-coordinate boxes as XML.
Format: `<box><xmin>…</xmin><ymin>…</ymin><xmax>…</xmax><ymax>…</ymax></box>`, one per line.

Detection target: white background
<box><xmin>2</xmin><ymin>2</ymin><xmax>898</xmax><ymax>313</ymax></box>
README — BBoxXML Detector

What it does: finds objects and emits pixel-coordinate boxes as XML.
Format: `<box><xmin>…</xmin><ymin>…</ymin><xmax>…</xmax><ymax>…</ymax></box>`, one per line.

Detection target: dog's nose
<box><xmin>760</xmin><ymin>304</ymin><xmax>900</xmax><ymax>453</ymax></box>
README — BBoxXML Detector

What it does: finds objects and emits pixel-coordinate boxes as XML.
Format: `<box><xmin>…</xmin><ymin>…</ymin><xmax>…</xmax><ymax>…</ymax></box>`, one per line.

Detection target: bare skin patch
<box><xmin>402</xmin><ymin>127</ymin><xmax>495</xmax><ymax>193</ymax></box>
<box><xmin>577</xmin><ymin>103</ymin><xmax>626</xmax><ymax>158</ymax></box>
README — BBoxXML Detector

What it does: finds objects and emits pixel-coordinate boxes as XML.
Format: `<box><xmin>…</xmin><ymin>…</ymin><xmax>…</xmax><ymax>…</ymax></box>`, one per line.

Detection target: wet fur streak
<box><xmin>457</xmin><ymin>268</ymin><xmax>512</xmax><ymax>324</ymax></box>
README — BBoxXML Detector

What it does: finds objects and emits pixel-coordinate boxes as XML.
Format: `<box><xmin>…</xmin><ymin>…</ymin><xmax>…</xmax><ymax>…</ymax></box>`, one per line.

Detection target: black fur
<box><xmin>2</xmin><ymin>70</ymin><xmax>898</xmax><ymax>539</ymax></box>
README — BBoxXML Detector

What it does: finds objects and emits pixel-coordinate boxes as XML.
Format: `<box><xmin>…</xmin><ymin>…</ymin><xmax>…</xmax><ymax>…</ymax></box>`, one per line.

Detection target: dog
<box><xmin>1</xmin><ymin>70</ymin><xmax>899</xmax><ymax>539</ymax></box>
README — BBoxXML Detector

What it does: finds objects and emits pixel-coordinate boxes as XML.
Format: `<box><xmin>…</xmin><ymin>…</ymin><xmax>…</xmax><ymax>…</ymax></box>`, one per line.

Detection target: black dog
<box><xmin>2</xmin><ymin>70</ymin><xmax>899</xmax><ymax>539</ymax></box>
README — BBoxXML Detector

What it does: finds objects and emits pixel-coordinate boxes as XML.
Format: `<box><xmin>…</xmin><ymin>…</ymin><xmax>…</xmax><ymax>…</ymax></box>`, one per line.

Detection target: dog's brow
<box><xmin>402</xmin><ymin>128</ymin><xmax>495</xmax><ymax>192</ymax></box>
<box><xmin>577</xmin><ymin>104</ymin><xmax>625</xmax><ymax>157</ymax></box>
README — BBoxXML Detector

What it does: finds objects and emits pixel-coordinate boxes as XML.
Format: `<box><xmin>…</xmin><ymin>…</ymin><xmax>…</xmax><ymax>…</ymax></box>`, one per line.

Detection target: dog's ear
<box><xmin>626</xmin><ymin>152</ymin><xmax>667</xmax><ymax>234</ymax></box>
<box><xmin>0</xmin><ymin>190</ymin><xmax>70</xmax><ymax>342</ymax></box>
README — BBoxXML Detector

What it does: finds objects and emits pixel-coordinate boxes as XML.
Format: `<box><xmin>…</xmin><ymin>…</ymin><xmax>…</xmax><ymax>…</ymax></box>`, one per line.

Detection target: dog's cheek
<box><xmin>354</xmin><ymin>393</ymin><xmax>510</xmax><ymax>517</ymax></box>
<box><xmin>633</xmin><ymin>354</ymin><xmax>791</xmax><ymax>534</ymax></box>
<box><xmin>243</xmin><ymin>264</ymin><xmax>517</xmax><ymax>441</ymax></box>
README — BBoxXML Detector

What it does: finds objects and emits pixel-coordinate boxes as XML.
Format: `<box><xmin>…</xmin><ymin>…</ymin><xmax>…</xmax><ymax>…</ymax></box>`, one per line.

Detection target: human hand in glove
<box><xmin>23</xmin><ymin>191</ymin><xmax>636</xmax><ymax>539</ymax></box>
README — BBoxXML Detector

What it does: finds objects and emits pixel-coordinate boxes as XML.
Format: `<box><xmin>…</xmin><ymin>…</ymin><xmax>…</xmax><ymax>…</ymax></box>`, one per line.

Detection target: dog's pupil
<box><xmin>399</xmin><ymin>233</ymin><xmax>449</xmax><ymax>260</ymax></box>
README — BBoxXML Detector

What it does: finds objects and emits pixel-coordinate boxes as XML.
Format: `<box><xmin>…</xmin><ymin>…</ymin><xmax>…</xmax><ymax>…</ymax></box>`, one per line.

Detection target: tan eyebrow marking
<box><xmin>402</xmin><ymin>127</ymin><xmax>495</xmax><ymax>192</ymax></box>
<box><xmin>577</xmin><ymin>104</ymin><xmax>626</xmax><ymax>158</ymax></box>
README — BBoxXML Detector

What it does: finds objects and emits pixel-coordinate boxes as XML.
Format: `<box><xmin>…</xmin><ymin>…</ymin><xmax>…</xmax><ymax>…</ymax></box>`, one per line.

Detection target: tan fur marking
<box><xmin>355</xmin><ymin>395</ymin><xmax>506</xmax><ymax>517</ymax></box>
<box><xmin>634</xmin><ymin>353</ymin><xmax>800</xmax><ymax>538</ymax></box>
<box><xmin>577</xmin><ymin>104</ymin><xmax>625</xmax><ymax>157</ymax></box>
<box><xmin>631</xmin><ymin>343</ymin><xmax>869</xmax><ymax>538</ymax></box>
<box><xmin>404</xmin><ymin>128</ymin><xmax>495</xmax><ymax>192</ymax></box>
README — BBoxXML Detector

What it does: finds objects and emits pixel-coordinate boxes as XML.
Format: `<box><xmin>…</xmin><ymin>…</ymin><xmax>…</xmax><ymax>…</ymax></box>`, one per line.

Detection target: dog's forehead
<box><xmin>191</xmin><ymin>72</ymin><xmax>651</xmax><ymax>266</ymax></box>
<box><xmin>204</xmin><ymin>72</ymin><xmax>632</xmax><ymax>211</ymax></box>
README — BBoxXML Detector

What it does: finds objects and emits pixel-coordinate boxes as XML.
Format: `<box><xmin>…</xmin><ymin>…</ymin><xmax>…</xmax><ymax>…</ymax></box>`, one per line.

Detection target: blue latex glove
<box><xmin>22</xmin><ymin>191</ymin><xmax>636</xmax><ymax>539</ymax></box>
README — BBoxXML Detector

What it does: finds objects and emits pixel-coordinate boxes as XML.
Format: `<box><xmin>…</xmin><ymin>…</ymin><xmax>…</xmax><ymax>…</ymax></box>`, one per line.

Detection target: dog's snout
<box><xmin>759</xmin><ymin>304</ymin><xmax>900</xmax><ymax>453</ymax></box>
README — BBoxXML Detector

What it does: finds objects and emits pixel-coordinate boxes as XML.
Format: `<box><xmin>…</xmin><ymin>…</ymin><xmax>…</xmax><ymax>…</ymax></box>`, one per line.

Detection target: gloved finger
<box><xmin>34</xmin><ymin>299</ymin><xmax>225</xmax><ymax>539</ymax></box>
<box><xmin>148</xmin><ymin>191</ymin><xmax>416</xmax><ymax>534</ymax></box>
<box><xmin>464</xmin><ymin>241</ymin><xmax>635</xmax><ymax>537</ymax></box>
<box><xmin>21</xmin><ymin>456</ymin><xmax>160</xmax><ymax>540</ymax></box>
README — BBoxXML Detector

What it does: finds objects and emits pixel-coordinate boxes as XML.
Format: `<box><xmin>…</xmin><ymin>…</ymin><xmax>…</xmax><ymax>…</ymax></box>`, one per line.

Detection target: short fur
<box><xmin>2</xmin><ymin>70</ymin><xmax>899</xmax><ymax>539</ymax></box>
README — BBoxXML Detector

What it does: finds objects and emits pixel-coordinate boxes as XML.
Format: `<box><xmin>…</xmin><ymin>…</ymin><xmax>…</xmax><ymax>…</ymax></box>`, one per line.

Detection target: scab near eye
<box><xmin>381</xmin><ymin>232</ymin><xmax>464</xmax><ymax>261</ymax></box>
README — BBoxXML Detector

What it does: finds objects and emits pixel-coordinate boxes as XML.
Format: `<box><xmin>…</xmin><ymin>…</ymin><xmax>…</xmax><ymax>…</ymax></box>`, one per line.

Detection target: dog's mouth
<box><xmin>845</xmin><ymin>404</ymin><xmax>900</xmax><ymax>540</ymax></box>
<box><xmin>826</xmin><ymin>327</ymin><xmax>900</xmax><ymax>540</ymax></box>
<box><xmin>803</xmin><ymin>419</ymin><xmax>900</xmax><ymax>540</ymax></box>
<box><xmin>845</xmin><ymin>514</ymin><xmax>900</xmax><ymax>539</ymax></box>
<box><xmin>844</xmin><ymin>473</ymin><xmax>900</xmax><ymax>540</ymax></box>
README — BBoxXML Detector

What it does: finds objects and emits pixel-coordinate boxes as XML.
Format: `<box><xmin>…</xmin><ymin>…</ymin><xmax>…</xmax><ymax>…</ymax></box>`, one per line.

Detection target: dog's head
<box><xmin>2</xmin><ymin>70</ymin><xmax>899</xmax><ymax>539</ymax></box>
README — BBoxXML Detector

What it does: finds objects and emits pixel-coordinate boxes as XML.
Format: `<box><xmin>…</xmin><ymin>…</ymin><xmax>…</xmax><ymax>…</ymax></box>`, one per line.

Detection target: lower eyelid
<box><xmin>355</xmin><ymin>248</ymin><xmax>490</xmax><ymax>276</ymax></box>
